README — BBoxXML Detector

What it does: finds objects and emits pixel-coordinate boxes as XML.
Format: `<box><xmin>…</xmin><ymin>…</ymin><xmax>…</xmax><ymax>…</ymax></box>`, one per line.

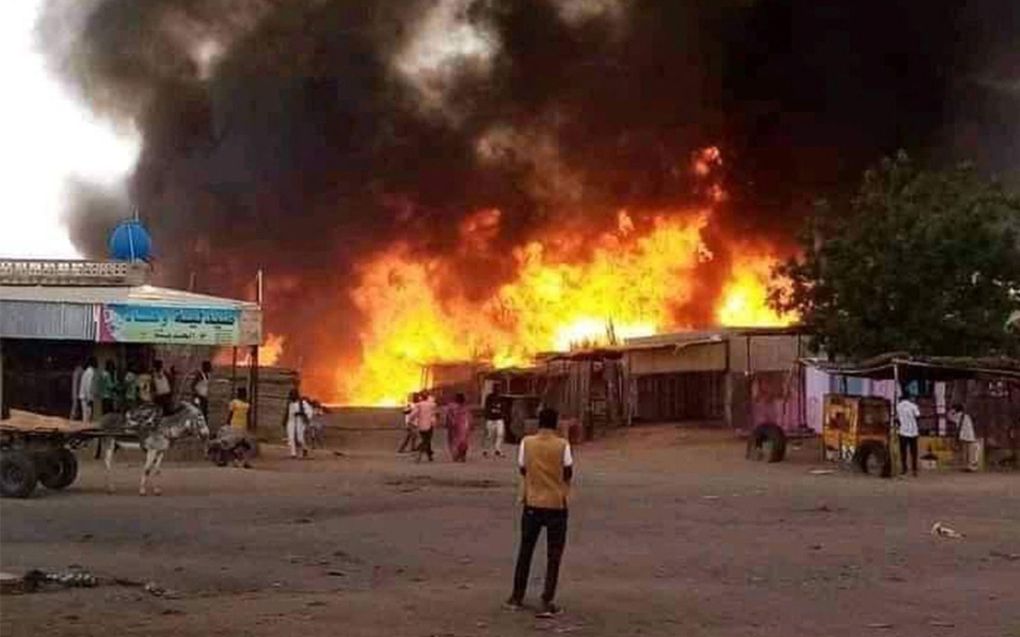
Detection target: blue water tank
<box><xmin>108</xmin><ymin>220</ymin><xmax>153</xmax><ymax>262</ymax></box>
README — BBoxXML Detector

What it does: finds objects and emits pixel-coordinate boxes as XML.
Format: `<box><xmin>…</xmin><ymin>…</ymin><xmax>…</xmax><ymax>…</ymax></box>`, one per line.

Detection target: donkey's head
<box><xmin>166</xmin><ymin>401</ymin><xmax>210</xmax><ymax>441</ymax></box>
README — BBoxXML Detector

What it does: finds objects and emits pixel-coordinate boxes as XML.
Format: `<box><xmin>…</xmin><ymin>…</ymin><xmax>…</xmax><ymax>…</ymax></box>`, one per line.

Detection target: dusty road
<box><xmin>2</xmin><ymin>423</ymin><xmax>1018</xmax><ymax>637</ymax></box>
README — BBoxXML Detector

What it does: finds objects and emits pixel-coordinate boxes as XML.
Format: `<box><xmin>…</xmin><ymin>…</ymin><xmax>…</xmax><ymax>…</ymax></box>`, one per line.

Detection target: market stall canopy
<box><xmin>0</xmin><ymin>283</ymin><xmax>261</xmax><ymax>346</ymax></box>
<box><xmin>801</xmin><ymin>352</ymin><xmax>1020</xmax><ymax>381</ymax></box>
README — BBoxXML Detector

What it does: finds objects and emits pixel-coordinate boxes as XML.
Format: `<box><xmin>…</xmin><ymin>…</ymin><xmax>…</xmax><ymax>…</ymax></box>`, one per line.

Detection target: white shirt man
<box><xmin>78</xmin><ymin>361</ymin><xmax>96</xmax><ymax>423</ymax></box>
<box><xmin>896</xmin><ymin>396</ymin><xmax>921</xmax><ymax>476</ymax></box>
<box><xmin>411</xmin><ymin>395</ymin><xmax>438</xmax><ymax>462</ymax></box>
<box><xmin>508</xmin><ymin>408</ymin><xmax>575</xmax><ymax>616</ymax></box>
<box><xmin>896</xmin><ymin>398</ymin><xmax>920</xmax><ymax>437</ymax></box>
<box><xmin>949</xmin><ymin>405</ymin><xmax>979</xmax><ymax>471</ymax></box>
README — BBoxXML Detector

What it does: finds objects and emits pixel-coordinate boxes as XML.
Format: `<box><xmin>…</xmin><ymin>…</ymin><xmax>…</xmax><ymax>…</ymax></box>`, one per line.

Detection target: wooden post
<box><xmin>0</xmin><ymin>337</ymin><xmax>5</xmax><ymax>420</ymax></box>
<box><xmin>890</xmin><ymin>362</ymin><xmax>900</xmax><ymax>478</ymax></box>
<box><xmin>249</xmin><ymin>345</ymin><xmax>259</xmax><ymax>433</ymax></box>
<box><xmin>251</xmin><ymin>267</ymin><xmax>263</xmax><ymax>433</ymax></box>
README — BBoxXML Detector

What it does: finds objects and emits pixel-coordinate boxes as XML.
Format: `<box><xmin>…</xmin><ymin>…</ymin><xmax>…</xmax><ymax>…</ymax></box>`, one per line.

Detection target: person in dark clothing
<box><xmin>482</xmin><ymin>392</ymin><xmax>506</xmax><ymax>457</ymax></box>
<box><xmin>506</xmin><ymin>407</ymin><xmax>574</xmax><ymax>617</ymax></box>
<box><xmin>100</xmin><ymin>360</ymin><xmax>118</xmax><ymax>415</ymax></box>
<box><xmin>152</xmin><ymin>360</ymin><xmax>173</xmax><ymax>415</ymax></box>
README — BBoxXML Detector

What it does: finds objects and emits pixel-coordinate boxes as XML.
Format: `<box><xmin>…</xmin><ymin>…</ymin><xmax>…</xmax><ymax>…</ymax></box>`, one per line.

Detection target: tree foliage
<box><xmin>770</xmin><ymin>153</ymin><xmax>1020</xmax><ymax>360</ymax></box>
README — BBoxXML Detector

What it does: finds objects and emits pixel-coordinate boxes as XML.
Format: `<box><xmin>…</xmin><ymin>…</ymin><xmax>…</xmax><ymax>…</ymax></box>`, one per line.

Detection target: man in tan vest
<box><xmin>505</xmin><ymin>407</ymin><xmax>574</xmax><ymax>617</ymax></box>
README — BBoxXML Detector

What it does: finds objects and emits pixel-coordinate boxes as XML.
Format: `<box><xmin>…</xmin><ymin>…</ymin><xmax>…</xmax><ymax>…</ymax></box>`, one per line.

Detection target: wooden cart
<box><xmin>0</xmin><ymin>411</ymin><xmax>102</xmax><ymax>498</ymax></box>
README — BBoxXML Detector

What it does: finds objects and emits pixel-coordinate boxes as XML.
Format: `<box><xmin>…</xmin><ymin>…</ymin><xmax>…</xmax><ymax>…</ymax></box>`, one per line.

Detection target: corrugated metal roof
<box><xmin>624</xmin><ymin>326</ymin><xmax>802</xmax><ymax>348</ymax></box>
<box><xmin>802</xmin><ymin>353</ymin><xmax>1020</xmax><ymax>380</ymax></box>
<box><xmin>0</xmin><ymin>285</ymin><xmax>258</xmax><ymax>310</ymax></box>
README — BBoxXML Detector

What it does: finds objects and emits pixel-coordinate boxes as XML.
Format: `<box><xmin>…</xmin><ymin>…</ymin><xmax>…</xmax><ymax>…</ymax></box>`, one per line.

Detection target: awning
<box><xmin>1</xmin><ymin>284</ymin><xmax>262</xmax><ymax>346</ymax></box>
<box><xmin>801</xmin><ymin>352</ymin><xmax>1020</xmax><ymax>381</ymax></box>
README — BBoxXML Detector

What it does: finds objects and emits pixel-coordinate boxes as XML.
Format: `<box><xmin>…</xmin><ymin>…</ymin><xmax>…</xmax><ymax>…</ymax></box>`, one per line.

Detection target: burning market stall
<box><xmin>623</xmin><ymin>327</ymin><xmax>810</xmax><ymax>430</ymax></box>
<box><xmin>541</xmin><ymin>348</ymin><xmax>627</xmax><ymax>442</ymax></box>
<box><xmin>0</xmin><ymin>260</ymin><xmax>263</xmax><ymax>431</ymax></box>
<box><xmin>481</xmin><ymin>365</ymin><xmax>545</xmax><ymax>444</ymax></box>
<box><xmin>805</xmin><ymin>354</ymin><xmax>1020</xmax><ymax>472</ymax></box>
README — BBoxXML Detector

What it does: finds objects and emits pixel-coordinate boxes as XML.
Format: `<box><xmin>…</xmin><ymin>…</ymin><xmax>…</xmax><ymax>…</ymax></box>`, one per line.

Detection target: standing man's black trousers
<box><xmin>416</xmin><ymin>429</ymin><xmax>434</xmax><ymax>462</ymax></box>
<box><xmin>512</xmin><ymin>506</ymin><xmax>568</xmax><ymax>604</ymax></box>
<box><xmin>899</xmin><ymin>434</ymin><xmax>919</xmax><ymax>474</ymax></box>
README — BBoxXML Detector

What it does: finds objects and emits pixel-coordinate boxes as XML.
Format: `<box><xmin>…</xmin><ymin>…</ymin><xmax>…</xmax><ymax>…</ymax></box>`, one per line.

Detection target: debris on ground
<box><xmin>865</xmin><ymin>623</ymin><xmax>894</xmax><ymax>629</ymax></box>
<box><xmin>989</xmin><ymin>550</ymin><xmax>1020</xmax><ymax>561</ymax></box>
<box><xmin>809</xmin><ymin>469</ymin><xmax>835</xmax><ymax>475</ymax></box>
<box><xmin>929</xmin><ymin>620</ymin><xmax>955</xmax><ymax>628</ymax></box>
<box><xmin>25</xmin><ymin>568</ymin><xmax>98</xmax><ymax>592</ymax></box>
<box><xmin>0</xmin><ymin>573</ymin><xmax>23</xmax><ymax>595</ymax></box>
<box><xmin>931</xmin><ymin>522</ymin><xmax>965</xmax><ymax>539</ymax></box>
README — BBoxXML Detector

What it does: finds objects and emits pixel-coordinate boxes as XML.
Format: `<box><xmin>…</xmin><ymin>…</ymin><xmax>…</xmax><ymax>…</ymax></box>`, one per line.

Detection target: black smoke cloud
<box><xmin>39</xmin><ymin>0</ymin><xmax>1019</xmax><ymax>392</ymax></box>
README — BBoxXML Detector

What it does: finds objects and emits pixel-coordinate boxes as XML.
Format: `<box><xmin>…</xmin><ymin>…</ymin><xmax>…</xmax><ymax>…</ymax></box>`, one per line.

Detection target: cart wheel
<box><xmin>1</xmin><ymin>450</ymin><xmax>38</xmax><ymax>498</ymax></box>
<box><xmin>38</xmin><ymin>449</ymin><xmax>79</xmax><ymax>490</ymax></box>
<box><xmin>854</xmin><ymin>442</ymin><xmax>891</xmax><ymax>478</ymax></box>
<box><xmin>746</xmin><ymin>424</ymin><xmax>787</xmax><ymax>463</ymax></box>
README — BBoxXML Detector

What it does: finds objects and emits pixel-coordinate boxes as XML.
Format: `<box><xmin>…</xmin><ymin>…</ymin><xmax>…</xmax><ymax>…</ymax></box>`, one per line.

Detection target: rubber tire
<box><xmin>855</xmin><ymin>442</ymin><xmax>892</xmax><ymax>478</ymax></box>
<box><xmin>1</xmin><ymin>451</ymin><xmax>38</xmax><ymax>498</ymax></box>
<box><xmin>746</xmin><ymin>424</ymin><xmax>787</xmax><ymax>463</ymax></box>
<box><xmin>38</xmin><ymin>449</ymin><xmax>78</xmax><ymax>490</ymax></box>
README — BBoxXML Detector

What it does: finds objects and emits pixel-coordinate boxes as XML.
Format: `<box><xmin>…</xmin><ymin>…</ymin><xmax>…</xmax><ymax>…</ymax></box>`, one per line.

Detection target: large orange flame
<box><xmin>715</xmin><ymin>251</ymin><xmax>795</xmax><ymax>327</ymax></box>
<box><xmin>213</xmin><ymin>332</ymin><xmax>285</xmax><ymax>368</ymax></box>
<box><xmin>340</xmin><ymin>214</ymin><xmax>792</xmax><ymax>405</ymax></box>
<box><xmin>338</xmin><ymin>147</ymin><xmax>793</xmax><ymax>405</ymax></box>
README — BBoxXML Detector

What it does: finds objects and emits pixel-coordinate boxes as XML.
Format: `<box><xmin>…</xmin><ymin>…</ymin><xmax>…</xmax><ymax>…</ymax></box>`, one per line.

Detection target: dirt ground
<box><xmin>2</xmin><ymin>420</ymin><xmax>1018</xmax><ymax>637</ymax></box>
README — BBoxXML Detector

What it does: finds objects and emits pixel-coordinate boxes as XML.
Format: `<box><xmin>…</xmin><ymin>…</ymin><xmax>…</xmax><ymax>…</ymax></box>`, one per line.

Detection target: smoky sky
<box><xmin>37</xmin><ymin>0</ymin><xmax>1020</xmax><ymax>387</ymax></box>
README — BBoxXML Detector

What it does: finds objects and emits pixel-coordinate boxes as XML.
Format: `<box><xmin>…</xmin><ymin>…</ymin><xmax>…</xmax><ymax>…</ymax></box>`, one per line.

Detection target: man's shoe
<box><xmin>502</xmin><ymin>598</ymin><xmax>525</xmax><ymax>611</ymax></box>
<box><xmin>536</xmin><ymin>602</ymin><xmax>561</xmax><ymax>618</ymax></box>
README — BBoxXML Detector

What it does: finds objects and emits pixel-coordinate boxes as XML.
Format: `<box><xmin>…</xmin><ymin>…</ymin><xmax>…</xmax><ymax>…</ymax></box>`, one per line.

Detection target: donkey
<box><xmin>99</xmin><ymin>402</ymin><xmax>209</xmax><ymax>496</ymax></box>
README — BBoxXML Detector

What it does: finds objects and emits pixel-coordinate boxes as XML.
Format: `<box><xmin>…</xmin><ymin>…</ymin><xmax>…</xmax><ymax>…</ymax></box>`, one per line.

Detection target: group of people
<box><xmin>399</xmin><ymin>390</ymin><xmax>575</xmax><ymax>615</ymax></box>
<box><xmin>895</xmin><ymin>394</ymin><xmax>981</xmax><ymax>474</ymax></box>
<box><xmin>399</xmin><ymin>390</ymin><xmax>507</xmax><ymax>463</ymax></box>
<box><xmin>72</xmin><ymin>357</ymin><xmax>178</xmax><ymax>423</ymax></box>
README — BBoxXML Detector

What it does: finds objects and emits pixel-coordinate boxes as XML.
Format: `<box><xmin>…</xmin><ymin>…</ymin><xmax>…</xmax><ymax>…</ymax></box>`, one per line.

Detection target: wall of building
<box><xmin>626</xmin><ymin>332</ymin><xmax>806</xmax><ymax>428</ymax></box>
<box><xmin>628</xmin><ymin>342</ymin><xmax>727</xmax><ymax>375</ymax></box>
<box><xmin>728</xmin><ymin>334</ymin><xmax>804</xmax><ymax>373</ymax></box>
<box><xmin>0</xmin><ymin>300</ymin><xmax>96</xmax><ymax>341</ymax></box>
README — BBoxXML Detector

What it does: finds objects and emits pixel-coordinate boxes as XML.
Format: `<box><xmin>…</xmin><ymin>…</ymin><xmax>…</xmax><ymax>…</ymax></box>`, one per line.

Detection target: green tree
<box><xmin>770</xmin><ymin>153</ymin><xmax>1020</xmax><ymax>359</ymax></box>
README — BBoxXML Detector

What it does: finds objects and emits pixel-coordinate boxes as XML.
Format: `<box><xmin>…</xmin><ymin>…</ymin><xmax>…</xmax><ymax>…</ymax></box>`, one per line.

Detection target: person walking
<box><xmin>69</xmin><ymin>362</ymin><xmax>84</xmax><ymax>420</ymax></box>
<box><xmin>949</xmin><ymin>403</ymin><xmax>979</xmax><ymax>471</ymax></box>
<box><xmin>896</xmin><ymin>392</ymin><xmax>921</xmax><ymax>477</ymax></box>
<box><xmin>506</xmin><ymin>407</ymin><xmax>574</xmax><ymax>617</ymax></box>
<box><xmin>482</xmin><ymin>391</ymin><xmax>506</xmax><ymax>458</ymax></box>
<box><xmin>448</xmin><ymin>393</ymin><xmax>472</xmax><ymax>462</ymax></box>
<box><xmin>152</xmin><ymin>360</ymin><xmax>173</xmax><ymax>414</ymax></box>
<box><xmin>78</xmin><ymin>357</ymin><xmax>98</xmax><ymax>423</ymax></box>
<box><xmin>192</xmin><ymin>361</ymin><xmax>212</xmax><ymax>419</ymax></box>
<box><xmin>284</xmin><ymin>389</ymin><xmax>311</xmax><ymax>458</ymax></box>
<box><xmin>413</xmin><ymin>391</ymin><xmax>437</xmax><ymax>463</ymax></box>
<box><xmin>398</xmin><ymin>392</ymin><xmax>421</xmax><ymax>453</ymax></box>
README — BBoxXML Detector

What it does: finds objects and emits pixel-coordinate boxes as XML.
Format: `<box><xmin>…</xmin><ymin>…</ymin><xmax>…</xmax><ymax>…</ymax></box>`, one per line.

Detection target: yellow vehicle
<box><xmin>822</xmin><ymin>394</ymin><xmax>892</xmax><ymax>477</ymax></box>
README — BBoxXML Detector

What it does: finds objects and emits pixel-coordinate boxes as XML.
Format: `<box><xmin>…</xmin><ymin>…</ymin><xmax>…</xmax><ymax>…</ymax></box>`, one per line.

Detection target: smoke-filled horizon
<box><xmin>38</xmin><ymin>0</ymin><xmax>1020</xmax><ymax>397</ymax></box>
